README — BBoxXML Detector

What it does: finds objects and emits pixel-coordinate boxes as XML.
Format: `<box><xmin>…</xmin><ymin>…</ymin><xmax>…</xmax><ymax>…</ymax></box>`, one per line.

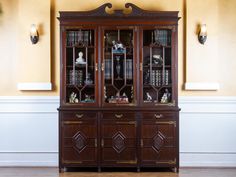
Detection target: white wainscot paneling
<box><xmin>0</xmin><ymin>96</ymin><xmax>236</xmax><ymax>167</ymax></box>
<box><xmin>179</xmin><ymin>96</ymin><xmax>236</xmax><ymax>167</ymax></box>
<box><xmin>0</xmin><ymin>96</ymin><xmax>59</xmax><ymax>166</ymax></box>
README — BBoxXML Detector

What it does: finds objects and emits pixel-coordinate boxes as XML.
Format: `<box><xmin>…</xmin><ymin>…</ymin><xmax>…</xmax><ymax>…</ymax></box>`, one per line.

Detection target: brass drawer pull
<box><xmin>116</xmin><ymin>121</ymin><xmax>136</xmax><ymax>125</ymax></box>
<box><xmin>101</xmin><ymin>139</ymin><xmax>104</xmax><ymax>147</ymax></box>
<box><xmin>64</xmin><ymin>121</ymin><xmax>83</xmax><ymax>124</ymax></box>
<box><xmin>117</xmin><ymin>159</ymin><xmax>137</xmax><ymax>164</ymax></box>
<box><xmin>76</xmin><ymin>114</ymin><xmax>84</xmax><ymax>118</ymax></box>
<box><xmin>115</xmin><ymin>114</ymin><xmax>123</xmax><ymax>118</ymax></box>
<box><xmin>154</xmin><ymin>114</ymin><xmax>163</xmax><ymax>119</ymax></box>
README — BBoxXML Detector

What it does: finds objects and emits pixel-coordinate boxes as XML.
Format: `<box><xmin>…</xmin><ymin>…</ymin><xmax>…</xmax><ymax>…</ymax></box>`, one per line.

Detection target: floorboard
<box><xmin>0</xmin><ymin>167</ymin><xmax>236</xmax><ymax>177</ymax></box>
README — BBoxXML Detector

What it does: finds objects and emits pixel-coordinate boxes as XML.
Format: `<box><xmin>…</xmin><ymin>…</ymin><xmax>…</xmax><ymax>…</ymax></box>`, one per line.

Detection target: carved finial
<box><xmin>58</xmin><ymin>3</ymin><xmax>179</xmax><ymax>19</ymax></box>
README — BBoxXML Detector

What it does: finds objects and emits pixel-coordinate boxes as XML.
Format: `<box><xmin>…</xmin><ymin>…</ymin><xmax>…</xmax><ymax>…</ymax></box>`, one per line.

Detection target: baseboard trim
<box><xmin>0</xmin><ymin>152</ymin><xmax>58</xmax><ymax>167</ymax></box>
<box><xmin>180</xmin><ymin>152</ymin><xmax>236</xmax><ymax>167</ymax></box>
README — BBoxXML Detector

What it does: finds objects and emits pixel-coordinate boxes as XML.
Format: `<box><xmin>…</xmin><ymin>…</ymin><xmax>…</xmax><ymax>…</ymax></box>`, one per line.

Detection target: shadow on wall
<box><xmin>0</xmin><ymin>3</ymin><xmax>2</xmax><ymax>14</ymax></box>
<box><xmin>0</xmin><ymin>3</ymin><xmax>3</xmax><ymax>26</ymax></box>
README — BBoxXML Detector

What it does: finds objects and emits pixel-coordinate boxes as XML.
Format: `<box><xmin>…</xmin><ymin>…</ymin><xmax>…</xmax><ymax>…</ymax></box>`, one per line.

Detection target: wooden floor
<box><xmin>0</xmin><ymin>167</ymin><xmax>236</xmax><ymax>177</ymax></box>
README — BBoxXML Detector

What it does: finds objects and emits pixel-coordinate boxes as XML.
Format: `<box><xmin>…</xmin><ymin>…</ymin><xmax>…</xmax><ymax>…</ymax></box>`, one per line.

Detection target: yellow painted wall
<box><xmin>0</xmin><ymin>0</ymin><xmax>236</xmax><ymax>96</ymax></box>
<box><xmin>0</xmin><ymin>0</ymin><xmax>19</xmax><ymax>95</ymax></box>
<box><xmin>0</xmin><ymin>0</ymin><xmax>52</xmax><ymax>96</ymax></box>
<box><xmin>18</xmin><ymin>0</ymin><xmax>51</xmax><ymax>83</ymax></box>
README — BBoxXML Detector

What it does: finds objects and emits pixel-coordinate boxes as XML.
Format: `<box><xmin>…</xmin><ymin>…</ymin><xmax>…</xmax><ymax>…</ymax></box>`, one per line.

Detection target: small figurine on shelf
<box><xmin>69</xmin><ymin>92</ymin><xmax>79</xmax><ymax>103</ymax></box>
<box><xmin>108</xmin><ymin>92</ymin><xmax>129</xmax><ymax>104</ymax></box>
<box><xmin>75</xmin><ymin>51</ymin><xmax>86</xmax><ymax>65</ymax></box>
<box><xmin>161</xmin><ymin>89</ymin><xmax>171</xmax><ymax>103</ymax></box>
<box><xmin>146</xmin><ymin>92</ymin><xmax>152</xmax><ymax>102</ymax></box>
<box><xmin>112</xmin><ymin>40</ymin><xmax>125</xmax><ymax>53</ymax></box>
<box><xmin>153</xmin><ymin>55</ymin><xmax>163</xmax><ymax>66</ymax></box>
<box><xmin>83</xmin><ymin>94</ymin><xmax>94</xmax><ymax>103</ymax></box>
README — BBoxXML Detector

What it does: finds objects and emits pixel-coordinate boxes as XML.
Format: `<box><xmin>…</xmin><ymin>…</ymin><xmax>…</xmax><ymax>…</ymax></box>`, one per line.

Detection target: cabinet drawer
<box><xmin>102</xmin><ymin>112</ymin><xmax>135</xmax><ymax>120</ymax></box>
<box><xmin>61</xmin><ymin>112</ymin><xmax>97</xmax><ymax>121</ymax></box>
<box><xmin>141</xmin><ymin>112</ymin><xmax>176</xmax><ymax>120</ymax></box>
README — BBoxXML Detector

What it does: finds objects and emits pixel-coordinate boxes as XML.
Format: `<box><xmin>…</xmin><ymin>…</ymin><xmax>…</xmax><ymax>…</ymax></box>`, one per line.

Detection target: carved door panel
<box><xmin>101</xmin><ymin>118</ymin><xmax>137</xmax><ymax>166</ymax></box>
<box><xmin>61</xmin><ymin>117</ymin><xmax>97</xmax><ymax>166</ymax></box>
<box><xmin>140</xmin><ymin>120</ymin><xmax>176</xmax><ymax>167</ymax></box>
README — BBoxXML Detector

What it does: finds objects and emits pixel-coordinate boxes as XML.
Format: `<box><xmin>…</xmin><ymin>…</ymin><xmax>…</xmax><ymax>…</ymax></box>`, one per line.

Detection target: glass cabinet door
<box><xmin>102</xmin><ymin>29</ymin><xmax>135</xmax><ymax>105</ymax></box>
<box><xmin>141</xmin><ymin>28</ymin><xmax>173</xmax><ymax>105</ymax></box>
<box><xmin>64</xmin><ymin>28</ymin><xmax>97</xmax><ymax>105</ymax></box>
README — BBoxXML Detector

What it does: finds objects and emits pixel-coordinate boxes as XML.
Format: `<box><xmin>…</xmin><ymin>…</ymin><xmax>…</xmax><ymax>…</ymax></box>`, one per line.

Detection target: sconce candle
<box><xmin>198</xmin><ymin>24</ymin><xmax>207</xmax><ymax>45</ymax></box>
<box><xmin>30</xmin><ymin>24</ymin><xmax>39</xmax><ymax>44</ymax></box>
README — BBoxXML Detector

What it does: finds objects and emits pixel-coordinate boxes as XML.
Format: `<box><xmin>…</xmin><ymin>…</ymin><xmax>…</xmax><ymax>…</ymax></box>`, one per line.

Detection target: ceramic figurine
<box><xmin>69</xmin><ymin>92</ymin><xmax>78</xmax><ymax>103</ymax></box>
<box><xmin>161</xmin><ymin>89</ymin><xmax>171</xmax><ymax>103</ymax></box>
<box><xmin>153</xmin><ymin>54</ymin><xmax>163</xmax><ymax>66</ymax></box>
<box><xmin>146</xmin><ymin>92</ymin><xmax>152</xmax><ymax>101</ymax></box>
<box><xmin>75</xmin><ymin>51</ymin><xmax>86</xmax><ymax>65</ymax></box>
<box><xmin>112</xmin><ymin>40</ymin><xmax>125</xmax><ymax>52</ymax></box>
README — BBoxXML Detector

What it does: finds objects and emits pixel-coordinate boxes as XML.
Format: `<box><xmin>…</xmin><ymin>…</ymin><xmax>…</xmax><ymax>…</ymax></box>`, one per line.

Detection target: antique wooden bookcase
<box><xmin>58</xmin><ymin>3</ymin><xmax>180</xmax><ymax>172</ymax></box>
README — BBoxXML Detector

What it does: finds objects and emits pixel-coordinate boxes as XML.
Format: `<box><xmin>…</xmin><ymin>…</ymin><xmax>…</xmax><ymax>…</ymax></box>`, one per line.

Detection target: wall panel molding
<box><xmin>17</xmin><ymin>83</ymin><xmax>52</xmax><ymax>91</ymax></box>
<box><xmin>185</xmin><ymin>82</ymin><xmax>220</xmax><ymax>91</ymax></box>
<box><xmin>0</xmin><ymin>96</ymin><xmax>236</xmax><ymax>167</ymax></box>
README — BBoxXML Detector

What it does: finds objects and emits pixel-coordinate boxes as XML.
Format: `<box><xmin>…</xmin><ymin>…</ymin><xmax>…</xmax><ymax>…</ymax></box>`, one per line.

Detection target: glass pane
<box><xmin>142</xmin><ymin>29</ymin><xmax>172</xmax><ymax>104</ymax></box>
<box><xmin>103</xmin><ymin>29</ymin><xmax>134</xmax><ymax>104</ymax></box>
<box><xmin>65</xmin><ymin>29</ymin><xmax>96</xmax><ymax>104</ymax></box>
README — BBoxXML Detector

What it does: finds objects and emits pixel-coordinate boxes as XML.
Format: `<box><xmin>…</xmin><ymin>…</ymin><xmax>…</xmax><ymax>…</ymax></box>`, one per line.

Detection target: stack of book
<box><xmin>151</xmin><ymin>70</ymin><xmax>162</xmax><ymax>86</ymax></box>
<box><xmin>67</xmin><ymin>30</ymin><xmax>90</xmax><ymax>46</ymax></box>
<box><xmin>151</xmin><ymin>70</ymin><xmax>156</xmax><ymax>85</ymax></box>
<box><xmin>155</xmin><ymin>70</ymin><xmax>162</xmax><ymax>86</ymax></box>
<box><xmin>68</xmin><ymin>70</ymin><xmax>83</xmax><ymax>86</ymax></box>
<box><xmin>76</xmin><ymin>70</ymin><xmax>83</xmax><ymax>86</ymax></box>
<box><xmin>164</xmin><ymin>70</ymin><xmax>170</xmax><ymax>85</ymax></box>
<box><xmin>154</xmin><ymin>29</ymin><xmax>171</xmax><ymax>46</ymax></box>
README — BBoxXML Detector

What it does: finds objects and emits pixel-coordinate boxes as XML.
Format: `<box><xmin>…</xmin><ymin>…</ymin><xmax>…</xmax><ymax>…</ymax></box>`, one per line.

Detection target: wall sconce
<box><xmin>198</xmin><ymin>24</ymin><xmax>207</xmax><ymax>45</ymax></box>
<box><xmin>30</xmin><ymin>24</ymin><xmax>39</xmax><ymax>44</ymax></box>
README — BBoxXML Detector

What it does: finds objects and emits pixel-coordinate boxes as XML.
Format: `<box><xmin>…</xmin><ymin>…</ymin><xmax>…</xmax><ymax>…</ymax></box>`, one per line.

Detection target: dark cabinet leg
<box><xmin>172</xmin><ymin>167</ymin><xmax>179</xmax><ymax>173</ymax></box>
<box><xmin>59</xmin><ymin>167</ymin><xmax>65</xmax><ymax>173</ymax></box>
<box><xmin>98</xmin><ymin>167</ymin><xmax>101</xmax><ymax>172</ymax></box>
<box><xmin>137</xmin><ymin>167</ymin><xmax>140</xmax><ymax>172</ymax></box>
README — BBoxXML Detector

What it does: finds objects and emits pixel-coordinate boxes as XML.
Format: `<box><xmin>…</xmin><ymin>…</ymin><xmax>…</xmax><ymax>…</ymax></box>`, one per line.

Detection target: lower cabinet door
<box><xmin>140</xmin><ymin>120</ymin><xmax>177</xmax><ymax>167</ymax></box>
<box><xmin>61</xmin><ymin>118</ymin><xmax>97</xmax><ymax>166</ymax></box>
<box><xmin>101</xmin><ymin>119</ymin><xmax>137</xmax><ymax>166</ymax></box>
